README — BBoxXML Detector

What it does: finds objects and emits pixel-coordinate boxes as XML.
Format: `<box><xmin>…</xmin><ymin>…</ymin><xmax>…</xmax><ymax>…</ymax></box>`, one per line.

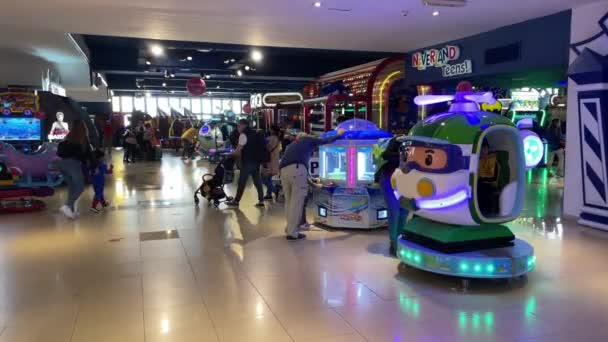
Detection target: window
<box><xmin>121</xmin><ymin>96</ymin><xmax>133</xmax><ymax>113</ymax></box>
<box><xmin>112</xmin><ymin>96</ymin><xmax>120</xmax><ymax>112</ymax></box>
<box><xmin>134</xmin><ymin>97</ymin><xmax>145</xmax><ymax>112</ymax></box>
<box><xmin>191</xmin><ymin>98</ymin><xmax>201</xmax><ymax>113</ymax></box>
<box><xmin>233</xmin><ymin>100</ymin><xmax>242</xmax><ymax>115</ymax></box>
<box><xmin>146</xmin><ymin>97</ymin><xmax>157</xmax><ymax>116</ymax></box>
<box><xmin>180</xmin><ymin>98</ymin><xmax>191</xmax><ymax>111</ymax></box>
<box><xmin>202</xmin><ymin>99</ymin><xmax>212</xmax><ymax>114</ymax></box>
<box><xmin>157</xmin><ymin>97</ymin><xmax>169</xmax><ymax>113</ymax></box>
<box><xmin>169</xmin><ymin>98</ymin><xmax>180</xmax><ymax>111</ymax></box>
<box><xmin>222</xmin><ymin>99</ymin><xmax>232</xmax><ymax>112</ymax></box>
<box><xmin>212</xmin><ymin>99</ymin><xmax>222</xmax><ymax>113</ymax></box>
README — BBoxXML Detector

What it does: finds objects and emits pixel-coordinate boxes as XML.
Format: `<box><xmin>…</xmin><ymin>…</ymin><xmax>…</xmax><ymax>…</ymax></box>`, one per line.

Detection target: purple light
<box><xmin>348</xmin><ymin>147</ymin><xmax>356</xmax><ymax>188</ymax></box>
<box><xmin>424</xmin><ymin>112</ymin><xmax>480</xmax><ymax>126</ymax></box>
<box><xmin>416</xmin><ymin>187</ymin><xmax>469</xmax><ymax>210</ymax></box>
<box><xmin>414</xmin><ymin>95</ymin><xmax>454</xmax><ymax>106</ymax></box>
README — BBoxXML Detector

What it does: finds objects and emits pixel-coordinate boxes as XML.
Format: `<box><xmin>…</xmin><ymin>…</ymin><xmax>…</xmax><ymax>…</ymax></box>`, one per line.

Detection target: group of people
<box><xmin>222</xmin><ymin>118</ymin><xmax>343</xmax><ymax>241</ymax></box>
<box><xmin>55</xmin><ymin>120</ymin><xmax>112</xmax><ymax>219</ymax></box>
<box><xmin>122</xmin><ymin>121</ymin><xmax>160</xmax><ymax>163</ymax></box>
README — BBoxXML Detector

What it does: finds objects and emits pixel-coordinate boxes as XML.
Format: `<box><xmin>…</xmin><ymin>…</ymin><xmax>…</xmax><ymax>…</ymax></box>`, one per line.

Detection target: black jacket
<box><xmin>57</xmin><ymin>141</ymin><xmax>93</xmax><ymax>164</ymax></box>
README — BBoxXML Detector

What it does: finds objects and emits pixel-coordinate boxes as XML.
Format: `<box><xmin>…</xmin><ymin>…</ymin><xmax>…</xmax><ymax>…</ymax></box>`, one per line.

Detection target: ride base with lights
<box><xmin>314</xmin><ymin>120</ymin><xmax>391</xmax><ymax>229</ymax></box>
<box><xmin>393</xmin><ymin>86</ymin><xmax>538</xmax><ymax>280</ymax></box>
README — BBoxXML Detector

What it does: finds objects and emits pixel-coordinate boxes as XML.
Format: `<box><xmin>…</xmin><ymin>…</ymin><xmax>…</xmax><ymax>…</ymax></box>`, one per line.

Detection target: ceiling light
<box><xmin>170</xmin><ymin>90</ymin><xmax>175</xmax><ymax>94</ymax></box>
<box><xmin>432</xmin><ymin>11</ymin><xmax>439</xmax><ymax>16</ymax></box>
<box><xmin>236</xmin><ymin>70</ymin><xmax>243</xmax><ymax>77</ymax></box>
<box><xmin>205</xmin><ymin>75</ymin><xmax>211</xmax><ymax>79</ymax></box>
<box><xmin>230</xmin><ymin>58</ymin><xmax>236</xmax><ymax>63</ymax></box>
<box><xmin>170</xmin><ymin>73</ymin><xmax>175</xmax><ymax>78</ymax></box>
<box><xmin>314</xmin><ymin>1</ymin><xmax>322</xmax><ymax>8</ymax></box>
<box><xmin>251</xmin><ymin>50</ymin><xmax>263</xmax><ymax>62</ymax></box>
<box><xmin>244</xmin><ymin>65</ymin><xmax>251</xmax><ymax>71</ymax></box>
<box><xmin>216</xmin><ymin>85</ymin><xmax>220</xmax><ymax>89</ymax></box>
<box><xmin>187</xmin><ymin>56</ymin><xmax>193</xmax><ymax>61</ymax></box>
<box><xmin>150</xmin><ymin>44</ymin><xmax>164</xmax><ymax>56</ymax></box>
<box><xmin>162</xmin><ymin>82</ymin><xmax>167</xmax><ymax>87</ymax></box>
<box><xmin>145</xmin><ymin>60</ymin><xmax>151</xmax><ymax>65</ymax></box>
<box><xmin>146</xmin><ymin>91</ymin><xmax>151</xmax><ymax>97</ymax></box>
<box><xmin>224</xmin><ymin>60</ymin><xmax>230</xmax><ymax>64</ymax></box>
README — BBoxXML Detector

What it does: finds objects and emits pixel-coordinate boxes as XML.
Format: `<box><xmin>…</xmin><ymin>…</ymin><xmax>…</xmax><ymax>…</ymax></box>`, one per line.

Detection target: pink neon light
<box><xmin>348</xmin><ymin>147</ymin><xmax>356</xmax><ymax>188</ymax></box>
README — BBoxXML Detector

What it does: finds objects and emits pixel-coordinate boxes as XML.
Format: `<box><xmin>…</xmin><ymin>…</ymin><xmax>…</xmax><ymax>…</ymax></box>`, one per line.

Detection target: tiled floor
<box><xmin>0</xmin><ymin>153</ymin><xmax>607</xmax><ymax>341</ymax></box>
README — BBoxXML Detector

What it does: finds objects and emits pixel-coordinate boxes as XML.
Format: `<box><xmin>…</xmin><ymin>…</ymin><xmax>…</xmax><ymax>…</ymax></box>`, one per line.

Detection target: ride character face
<box><xmin>395</xmin><ymin>140</ymin><xmax>470</xmax><ymax>202</ymax></box>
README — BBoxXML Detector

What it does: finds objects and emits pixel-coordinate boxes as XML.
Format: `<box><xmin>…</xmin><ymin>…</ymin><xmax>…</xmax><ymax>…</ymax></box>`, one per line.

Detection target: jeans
<box><xmin>182</xmin><ymin>140</ymin><xmax>193</xmax><ymax>158</ymax></box>
<box><xmin>378</xmin><ymin>171</ymin><xmax>408</xmax><ymax>251</ymax></box>
<box><xmin>56</xmin><ymin>159</ymin><xmax>85</xmax><ymax>212</ymax></box>
<box><xmin>262</xmin><ymin>175</ymin><xmax>274</xmax><ymax>197</ymax></box>
<box><xmin>234</xmin><ymin>163</ymin><xmax>264</xmax><ymax>203</ymax></box>
<box><xmin>547</xmin><ymin>148</ymin><xmax>565</xmax><ymax>176</ymax></box>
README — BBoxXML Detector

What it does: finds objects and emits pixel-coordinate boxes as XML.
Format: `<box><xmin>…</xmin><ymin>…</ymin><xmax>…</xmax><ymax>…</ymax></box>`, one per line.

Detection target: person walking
<box><xmin>279</xmin><ymin>130</ymin><xmax>343</xmax><ymax>241</ymax></box>
<box><xmin>262</xmin><ymin>126</ymin><xmax>281</xmax><ymax>200</ymax></box>
<box><xmin>544</xmin><ymin>119</ymin><xmax>565</xmax><ymax>177</ymax></box>
<box><xmin>56</xmin><ymin>120</ymin><xmax>92</xmax><ymax>219</ymax></box>
<box><xmin>226</xmin><ymin>119</ymin><xmax>266</xmax><ymax>208</ymax></box>
<box><xmin>181</xmin><ymin>123</ymin><xmax>198</xmax><ymax>160</ymax></box>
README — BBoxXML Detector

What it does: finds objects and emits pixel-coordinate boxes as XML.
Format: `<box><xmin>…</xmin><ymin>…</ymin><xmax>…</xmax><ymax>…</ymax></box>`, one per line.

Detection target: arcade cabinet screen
<box><xmin>0</xmin><ymin>117</ymin><xmax>41</xmax><ymax>141</ymax></box>
<box><xmin>320</xmin><ymin>146</ymin><xmax>347</xmax><ymax>181</ymax></box>
<box><xmin>511</xmin><ymin>91</ymin><xmax>539</xmax><ymax>111</ymax></box>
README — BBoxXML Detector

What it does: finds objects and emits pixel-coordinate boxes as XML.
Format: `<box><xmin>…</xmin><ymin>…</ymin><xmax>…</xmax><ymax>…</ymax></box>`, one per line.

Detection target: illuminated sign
<box><xmin>250</xmin><ymin>94</ymin><xmax>263</xmax><ymax>109</ymax></box>
<box><xmin>411</xmin><ymin>45</ymin><xmax>460</xmax><ymax>70</ymax></box>
<box><xmin>442</xmin><ymin>60</ymin><xmax>473</xmax><ymax>77</ymax></box>
<box><xmin>262</xmin><ymin>93</ymin><xmax>302</xmax><ymax>107</ymax></box>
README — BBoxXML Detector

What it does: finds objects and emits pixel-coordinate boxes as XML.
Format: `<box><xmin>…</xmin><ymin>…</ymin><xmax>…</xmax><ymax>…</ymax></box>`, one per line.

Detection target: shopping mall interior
<box><xmin>1</xmin><ymin>1</ymin><xmax>608</xmax><ymax>341</ymax></box>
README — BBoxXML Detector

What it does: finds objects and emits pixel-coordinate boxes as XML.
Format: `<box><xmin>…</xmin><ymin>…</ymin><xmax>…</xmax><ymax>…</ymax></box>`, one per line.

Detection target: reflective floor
<box><xmin>0</xmin><ymin>153</ymin><xmax>607</xmax><ymax>342</ymax></box>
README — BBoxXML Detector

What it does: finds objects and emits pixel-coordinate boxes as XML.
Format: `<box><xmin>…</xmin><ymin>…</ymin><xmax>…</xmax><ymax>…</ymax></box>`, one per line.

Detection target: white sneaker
<box><xmin>60</xmin><ymin>205</ymin><xmax>76</xmax><ymax>219</ymax></box>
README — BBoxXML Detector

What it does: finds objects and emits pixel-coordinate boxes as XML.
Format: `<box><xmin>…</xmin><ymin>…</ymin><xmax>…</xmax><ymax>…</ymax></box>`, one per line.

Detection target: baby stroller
<box><xmin>194</xmin><ymin>157</ymin><xmax>235</xmax><ymax>208</ymax></box>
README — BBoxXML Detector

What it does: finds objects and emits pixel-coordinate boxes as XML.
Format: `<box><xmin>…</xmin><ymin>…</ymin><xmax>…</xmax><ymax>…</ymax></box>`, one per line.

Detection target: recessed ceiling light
<box><xmin>145</xmin><ymin>60</ymin><xmax>151</xmax><ymax>65</ymax></box>
<box><xmin>187</xmin><ymin>56</ymin><xmax>193</xmax><ymax>61</ymax></box>
<box><xmin>236</xmin><ymin>70</ymin><xmax>243</xmax><ymax>77</ymax></box>
<box><xmin>150</xmin><ymin>44</ymin><xmax>164</xmax><ymax>56</ymax></box>
<box><xmin>205</xmin><ymin>75</ymin><xmax>211</xmax><ymax>79</ymax></box>
<box><xmin>251</xmin><ymin>50</ymin><xmax>263</xmax><ymax>62</ymax></box>
<box><xmin>314</xmin><ymin>1</ymin><xmax>322</xmax><ymax>8</ymax></box>
<box><xmin>170</xmin><ymin>73</ymin><xmax>175</xmax><ymax>78</ymax></box>
<box><xmin>432</xmin><ymin>11</ymin><xmax>439</xmax><ymax>16</ymax></box>
<box><xmin>216</xmin><ymin>85</ymin><xmax>220</xmax><ymax>89</ymax></box>
<box><xmin>170</xmin><ymin>90</ymin><xmax>175</xmax><ymax>94</ymax></box>
<box><xmin>162</xmin><ymin>82</ymin><xmax>167</xmax><ymax>87</ymax></box>
<box><xmin>244</xmin><ymin>65</ymin><xmax>251</xmax><ymax>71</ymax></box>
<box><xmin>230</xmin><ymin>58</ymin><xmax>236</xmax><ymax>63</ymax></box>
<box><xmin>224</xmin><ymin>60</ymin><xmax>230</xmax><ymax>64</ymax></box>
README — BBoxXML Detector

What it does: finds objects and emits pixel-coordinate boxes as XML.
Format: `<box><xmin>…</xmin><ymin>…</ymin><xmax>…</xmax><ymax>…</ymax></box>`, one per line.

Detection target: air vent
<box><xmin>423</xmin><ymin>0</ymin><xmax>467</xmax><ymax>7</ymax></box>
<box><xmin>484</xmin><ymin>43</ymin><xmax>521</xmax><ymax>65</ymax></box>
<box><xmin>328</xmin><ymin>8</ymin><xmax>352</xmax><ymax>12</ymax></box>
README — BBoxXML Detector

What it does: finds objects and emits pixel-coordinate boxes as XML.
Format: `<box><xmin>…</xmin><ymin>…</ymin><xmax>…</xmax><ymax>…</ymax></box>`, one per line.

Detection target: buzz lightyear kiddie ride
<box><xmin>314</xmin><ymin>119</ymin><xmax>392</xmax><ymax>229</ymax></box>
<box><xmin>392</xmin><ymin>89</ymin><xmax>541</xmax><ymax>281</ymax></box>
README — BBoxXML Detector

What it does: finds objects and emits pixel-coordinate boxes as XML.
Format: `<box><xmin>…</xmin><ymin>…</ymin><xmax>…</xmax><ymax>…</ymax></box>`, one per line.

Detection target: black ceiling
<box><xmin>81</xmin><ymin>35</ymin><xmax>396</xmax><ymax>97</ymax></box>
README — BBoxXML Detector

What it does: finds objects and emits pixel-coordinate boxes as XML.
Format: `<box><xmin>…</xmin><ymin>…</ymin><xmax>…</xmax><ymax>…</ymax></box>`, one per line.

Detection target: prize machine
<box><xmin>391</xmin><ymin>85</ymin><xmax>542</xmax><ymax>286</ymax></box>
<box><xmin>249</xmin><ymin>92</ymin><xmax>303</xmax><ymax>131</ymax></box>
<box><xmin>313</xmin><ymin>119</ymin><xmax>392</xmax><ymax>229</ymax></box>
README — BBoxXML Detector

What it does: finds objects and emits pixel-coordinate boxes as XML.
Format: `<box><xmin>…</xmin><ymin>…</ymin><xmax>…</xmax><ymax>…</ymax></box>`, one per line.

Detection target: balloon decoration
<box><xmin>455</xmin><ymin>80</ymin><xmax>473</xmax><ymax>93</ymax></box>
<box><xmin>186</xmin><ymin>77</ymin><xmax>207</xmax><ymax>96</ymax></box>
<box><xmin>242</xmin><ymin>103</ymin><xmax>252</xmax><ymax>114</ymax></box>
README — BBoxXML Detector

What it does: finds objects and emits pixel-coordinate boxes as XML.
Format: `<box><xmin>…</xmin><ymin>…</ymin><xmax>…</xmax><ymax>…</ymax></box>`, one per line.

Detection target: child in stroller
<box><xmin>194</xmin><ymin>156</ymin><xmax>235</xmax><ymax>208</ymax></box>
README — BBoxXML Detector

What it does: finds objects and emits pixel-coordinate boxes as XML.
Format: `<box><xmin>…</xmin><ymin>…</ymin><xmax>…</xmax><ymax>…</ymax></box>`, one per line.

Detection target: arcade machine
<box><xmin>506</xmin><ymin>90</ymin><xmax>549</xmax><ymax>166</ymax></box>
<box><xmin>313</xmin><ymin>119</ymin><xmax>391</xmax><ymax>229</ymax></box>
<box><xmin>392</xmin><ymin>86</ymin><xmax>541</xmax><ymax>286</ymax></box>
<box><xmin>198</xmin><ymin>115</ymin><xmax>237</xmax><ymax>163</ymax></box>
<box><xmin>0</xmin><ymin>91</ymin><xmax>62</xmax><ymax>213</ymax></box>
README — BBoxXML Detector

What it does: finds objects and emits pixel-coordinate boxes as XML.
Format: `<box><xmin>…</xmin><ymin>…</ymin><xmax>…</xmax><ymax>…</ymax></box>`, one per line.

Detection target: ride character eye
<box><xmin>424</xmin><ymin>150</ymin><xmax>434</xmax><ymax>166</ymax></box>
<box><xmin>412</xmin><ymin>147</ymin><xmax>447</xmax><ymax>170</ymax></box>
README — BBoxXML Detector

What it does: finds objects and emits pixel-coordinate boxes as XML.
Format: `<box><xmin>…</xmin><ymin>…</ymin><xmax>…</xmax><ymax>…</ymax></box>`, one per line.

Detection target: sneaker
<box><xmin>263</xmin><ymin>195</ymin><xmax>273</xmax><ymax>201</ymax></box>
<box><xmin>59</xmin><ymin>205</ymin><xmax>75</xmax><ymax>219</ymax></box>
<box><xmin>102</xmin><ymin>201</ymin><xmax>110</xmax><ymax>208</ymax></box>
<box><xmin>225</xmin><ymin>200</ymin><xmax>239</xmax><ymax>207</ymax></box>
<box><xmin>255</xmin><ymin>202</ymin><xmax>265</xmax><ymax>208</ymax></box>
<box><xmin>286</xmin><ymin>233</ymin><xmax>306</xmax><ymax>241</ymax></box>
<box><xmin>89</xmin><ymin>207</ymin><xmax>100</xmax><ymax>213</ymax></box>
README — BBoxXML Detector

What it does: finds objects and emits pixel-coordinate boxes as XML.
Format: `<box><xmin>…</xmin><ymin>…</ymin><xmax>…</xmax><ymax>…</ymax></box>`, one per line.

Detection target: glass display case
<box><xmin>357</xmin><ymin>146</ymin><xmax>376</xmax><ymax>182</ymax></box>
<box><xmin>320</xmin><ymin>146</ymin><xmax>347</xmax><ymax>181</ymax></box>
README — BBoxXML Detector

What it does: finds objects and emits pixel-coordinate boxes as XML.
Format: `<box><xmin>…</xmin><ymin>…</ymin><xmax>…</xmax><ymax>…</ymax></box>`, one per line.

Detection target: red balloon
<box><xmin>186</xmin><ymin>78</ymin><xmax>207</xmax><ymax>96</ymax></box>
<box><xmin>242</xmin><ymin>103</ymin><xmax>252</xmax><ymax>114</ymax></box>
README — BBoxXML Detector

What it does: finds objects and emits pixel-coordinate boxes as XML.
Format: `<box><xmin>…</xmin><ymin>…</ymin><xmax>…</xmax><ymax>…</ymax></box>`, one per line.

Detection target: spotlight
<box><xmin>314</xmin><ymin>1</ymin><xmax>322</xmax><ymax>8</ymax></box>
<box><xmin>187</xmin><ymin>56</ymin><xmax>193</xmax><ymax>61</ymax></box>
<box><xmin>162</xmin><ymin>82</ymin><xmax>167</xmax><ymax>87</ymax></box>
<box><xmin>432</xmin><ymin>11</ymin><xmax>439</xmax><ymax>16</ymax></box>
<box><xmin>244</xmin><ymin>65</ymin><xmax>250</xmax><ymax>71</ymax></box>
<box><xmin>224</xmin><ymin>60</ymin><xmax>230</xmax><ymax>64</ymax></box>
<box><xmin>150</xmin><ymin>44</ymin><xmax>164</xmax><ymax>56</ymax></box>
<box><xmin>236</xmin><ymin>70</ymin><xmax>243</xmax><ymax>77</ymax></box>
<box><xmin>216</xmin><ymin>85</ymin><xmax>220</xmax><ymax>89</ymax></box>
<box><xmin>251</xmin><ymin>50</ymin><xmax>263</xmax><ymax>62</ymax></box>
<box><xmin>170</xmin><ymin>90</ymin><xmax>175</xmax><ymax>94</ymax></box>
<box><xmin>145</xmin><ymin>60</ymin><xmax>151</xmax><ymax>65</ymax></box>
<box><xmin>170</xmin><ymin>73</ymin><xmax>175</xmax><ymax>78</ymax></box>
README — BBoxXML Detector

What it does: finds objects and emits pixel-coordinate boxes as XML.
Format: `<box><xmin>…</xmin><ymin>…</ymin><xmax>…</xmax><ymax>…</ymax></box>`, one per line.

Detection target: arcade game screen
<box><xmin>0</xmin><ymin>117</ymin><xmax>41</xmax><ymax>141</ymax></box>
<box><xmin>320</xmin><ymin>146</ymin><xmax>347</xmax><ymax>181</ymax></box>
<box><xmin>357</xmin><ymin>146</ymin><xmax>376</xmax><ymax>182</ymax></box>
